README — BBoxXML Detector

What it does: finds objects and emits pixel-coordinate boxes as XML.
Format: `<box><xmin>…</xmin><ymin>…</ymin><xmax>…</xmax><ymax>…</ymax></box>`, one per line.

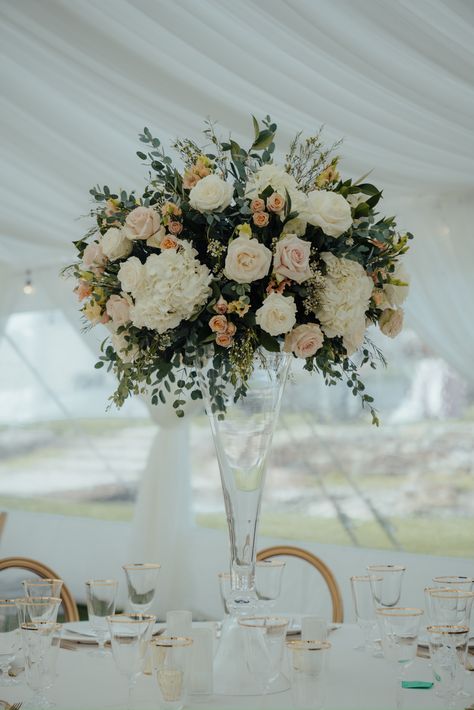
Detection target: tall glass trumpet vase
<box><xmin>197</xmin><ymin>349</ymin><xmax>290</xmax><ymax>695</ymax></box>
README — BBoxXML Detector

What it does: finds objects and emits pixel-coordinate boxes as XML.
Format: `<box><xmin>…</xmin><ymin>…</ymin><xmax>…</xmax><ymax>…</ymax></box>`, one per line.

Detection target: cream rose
<box><xmin>284</xmin><ymin>323</ymin><xmax>324</xmax><ymax>358</ymax></box>
<box><xmin>83</xmin><ymin>242</ymin><xmax>106</xmax><ymax>269</ymax></box>
<box><xmin>146</xmin><ymin>225</ymin><xmax>166</xmax><ymax>248</ymax></box>
<box><xmin>282</xmin><ymin>217</ymin><xmax>307</xmax><ymax>237</ymax></box>
<box><xmin>305</xmin><ymin>190</ymin><xmax>352</xmax><ymax>237</ymax></box>
<box><xmin>106</xmin><ymin>294</ymin><xmax>131</xmax><ymax>326</ymax></box>
<box><xmin>273</xmin><ymin>234</ymin><xmax>312</xmax><ymax>284</ymax></box>
<box><xmin>124</xmin><ymin>206</ymin><xmax>161</xmax><ymax>240</ymax></box>
<box><xmin>100</xmin><ymin>227</ymin><xmax>133</xmax><ymax>261</ymax></box>
<box><xmin>118</xmin><ymin>256</ymin><xmax>144</xmax><ymax>293</ymax></box>
<box><xmin>379</xmin><ymin>308</ymin><xmax>404</xmax><ymax>338</ymax></box>
<box><xmin>189</xmin><ymin>174</ymin><xmax>233</xmax><ymax>213</ymax></box>
<box><xmin>224</xmin><ymin>234</ymin><xmax>272</xmax><ymax>284</ymax></box>
<box><xmin>255</xmin><ymin>293</ymin><xmax>296</xmax><ymax>336</ymax></box>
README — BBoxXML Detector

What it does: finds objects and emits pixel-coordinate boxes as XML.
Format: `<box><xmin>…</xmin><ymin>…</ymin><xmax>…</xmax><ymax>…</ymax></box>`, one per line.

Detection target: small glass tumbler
<box><xmin>428</xmin><ymin>589</ymin><xmax>474</xmax><ymax>627</ymax></box>
<box><xmin>85</xmin><ymin>579</ymin><xmax>118</xmax><ymax>655</ymax></box>
<box><xmin>428</xmin><ymin>625</ymin><xmax>469</xmax><ymax>704</ymax></box>
<box><xmin>286</xmin><ymin>640</ymin><xmax>331</xmax><ymax>710</ymax></box>
<box><xmin>22</xmin><ymin>579</ymin><xmax>64</xmax><ymax>599</ymax></box>
<box><xmin>367</xmin><ymin>565</ymin><xmax>406</xmax><ymax>609</ymax></box>
<box><xmin>152</xmin><ymin>636</ymin><xmax>193</xmax><ymax>710</ymax></box>
<box><xmin>350</xmin><ymin>575</ymin><xmax>381</xmax><ymax>653</ymax></box>
<box><xmin>375</xmin><ymin>607</ymin><xmax>424</xmax><ymax>667</ymax></box>
<box><xmin>122</xmin><ymin>563</ymin><xmax>161</xmax><ymax>613</ymax></box>
<box><xmin>15</xmin><ymin>597</ymin><xmax>61</xmax><ymax>624</ymax></box>
<box><xmin>256</xmin><ymin>559</ymin><xmax>286</xmax><ymax>610</ymax></box>
<box><xmin>21</xmin><ymin>621</ymin><xmax>61</xmax><ymax>709</ymax></box>
<box><xmin>238</xmin><ymin>616</ymin><xmax>289</xmax><ymax>693</ymax></box>
<box><xmin>0</xmin><ymin>599</ymin><xmax>21</xmax><ymax>685</ymax></box>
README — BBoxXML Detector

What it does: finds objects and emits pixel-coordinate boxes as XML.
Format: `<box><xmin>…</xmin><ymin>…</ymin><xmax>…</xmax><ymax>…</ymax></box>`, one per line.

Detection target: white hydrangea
<box><xmin>316</xmin><ymin>252</ymin><xmax>373</xmax><ymax>355</ymax></box>
<box><xmin>128</xmin><ymin>242</ymin><xmax>212</xmax><ymax>333</ymax></box>
<box><xmin>245</xmin><ymin>164</ymin><xmax>307</xmax><ymax>217</ymax></box>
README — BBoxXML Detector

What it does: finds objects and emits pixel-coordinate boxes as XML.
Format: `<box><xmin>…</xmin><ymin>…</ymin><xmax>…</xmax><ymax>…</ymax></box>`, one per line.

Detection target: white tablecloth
<box><xmin>3</xmin><ymin>624</ymin><xmax>473</xmax><ymax>709</ymax></box>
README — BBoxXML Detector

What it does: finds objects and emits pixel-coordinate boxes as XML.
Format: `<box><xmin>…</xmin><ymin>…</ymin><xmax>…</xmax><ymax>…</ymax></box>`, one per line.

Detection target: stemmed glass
<box><xmin>350</xmin><ymin>575</ymin><xmax>381</xmax><ymax>653</ymax></box>
<box><xmin>15</xmin><ymin>597</ymin><xmax>61</xmax><ymax>624</ymax></box>
<box><xmin>238</xmin><ymin>616</ymin><xmax>289</xmax><ymax>693</ymax></box>
<box><xmin>85</xmin><ymin>580</ymin><xmax>118</xmax><ymax>655</ymax></box>
<box><xmin>427</xmin><ymin>624</ymin><xmax>469</xmax><ymax>707</ymax></box>
<box><xmin>433</xmin><ymin>577</ymin><xmax>474</xmax><ymax>591</ymax></box>
<box><xmin>256</xmin><ymin>559</ymin><xmax>285</xmax><ymax>611</ymax></box>
<box><xmin>0</xmin><ymin>600</ymin><xmax>20</xmax><ymax>685</ymax></box>
<box><xmin>107</xmin><ymin>613</ymin><xmax>156</xmax><ymax>710</ymax></box>
<box><xmin>367</xmin><ymin>565</ymin><xmax>405</xmax><ymax>609</ymax></box>
<box><xmin>22</xmin><ymin>580</ymin><xmax>64</xmax><ymax>600</ymax></box>
<box><xmin>21</xmin><ymin>621</ymin><xmax>61</xmax><ymax>708</ymax></box>
<box><xmin>427</xmin><ymin>589</ymin><xmax>474</xmax><ymax>627</ymax></box>
<box><xmin>122</xmin><ymin>563</ymin><xmax>161</xmax><ymax>613</ymax></box>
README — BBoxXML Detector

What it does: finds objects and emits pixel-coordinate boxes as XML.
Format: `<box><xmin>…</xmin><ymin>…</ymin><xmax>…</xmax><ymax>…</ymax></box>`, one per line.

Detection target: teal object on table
<box><xmin>401</xmin><ymin>680</ymin><xmax>434</xmax><ymax>689</ymax></box>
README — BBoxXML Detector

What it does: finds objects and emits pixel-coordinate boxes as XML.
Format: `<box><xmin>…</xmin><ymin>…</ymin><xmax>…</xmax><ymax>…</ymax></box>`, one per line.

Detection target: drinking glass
<box><xmin>256</xmin><ymin>559</ymin><xmax>285</xmax><ymax>610</ymax></box>
<box><xmin>428</xmin><ymin>589</ymin><xmax>474</xmax><ymax>627</ymax></box>
<box><xmin>0</xmin><ymin>600</ymin><xmax>20</xmax><ymax>685</ymax></box>
<box><xmin>122</xmin><ymin>563</ymin><xmax>161</xmax><ymax>613</ymax></box>
<box><xmin>151</xmin><ymin>636</ymin><xmax>193</xmax><ymax>710</ymax></box>
<box><xmin>217</xmin><ymin>573</ymin><xmax>231</xmax><ymax>616</ymax></box>
<box><xmin>424</xmin><ymin>586</ymin><xmax>451</xmax><ymax>625</ymax></box>
<box><xmin>286</xmin><ymin>640</ymin><xmax>331</xmax><ymax>710</ymax></box>
<box><xmin>375</xmin><ymin>607</ymin><xmax>424</xmax><ymax>668</ymax></box>
<box><xmin>428</xmin><ymin>624</ymin><xmax>469</xmax><ymax>706</ymax></box>
<box><xmin>350</xmin><ymin>575</ymin><xmax>381</xmax><ymax>652</ymax></box>
<box><xmin>238</xmin><ymin>616</ymin><xmax>289</xmax><ymax>693</ymax></box>
<box><xmin>367</xmin><ymin>565</ymin><xmax>405</xmax><ymax>609</ymax></box>
<box><xmin>433</xmin><ymin>577</ymin><xmax>474</xmax><ymax>591</ymax></box>
<box><xmin>22</xmin><ymin>579</ymin><xmax>63</xmax><ymax>599</ymax></box>
<box><xmin>15</xmin><ymin>597</ymin><xmax>61</xmax><ymax>624</ymax></box>
<box><xmin>21</xmin><ymin>621</ymin><xmax>61</xmax><ymax>708</ymax></box>
<box><xmin>85</xmin><ymin>579</ymin><xmax>118</xmax><ymax>655</ymax></box>
<box><xmin>107</xmin><ymin>613</ymin><xmax>156</xmax><ymax>710</ymax></box>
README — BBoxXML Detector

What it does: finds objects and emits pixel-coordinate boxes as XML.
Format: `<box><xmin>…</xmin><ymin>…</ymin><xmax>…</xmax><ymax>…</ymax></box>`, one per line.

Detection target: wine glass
<box><xmin>22</xmin><ymin>579</ymin><xmax>63</xmax><ymax>599</ymax></box>
<box><xmin>107</xmin><ymin>613</ymin><xmax>156</xmax><ymax>710</ymax></box>
<box><xmin>256</xmin><ymin>559</ymin><xmax>285</xmax><ymax>611</ymax></box>
<box><xmin>85</xmin><ymin>579</ymin><xmax>118</xmax><ymax>655</ymax></box>
<box><xmin>367</xmin><ymin>564</ymin><xmax>405</xmax><ymax>609</ymax></box>
<box><xmin>428</xmin><ymin>588</ymin><xmax>474</xmax><ymax>627</ymax></box>
<box><xmin>15</xmin><ymin>597</ymin><xmax>61</xmax><ymax>624</ymax></box>
<box><xmin>433</xmin><ymin>577</ymin><xmax>474</xmax><ymax>591</ymax></box>
<box><xmin>428</xmin><ymin>624</ymin><xmax>469</xmax><ymax>706</ymax></box>
<box><xmin>350</xmin><ymin>575</ymin><xmax>381</xmax><ymax>652</ymax></box>
<box><xmin>21</xmin><ymin>621</ymin><xmax>61</xmax><ymax>708</ymax></box>
<box><xmin>122</xmin><ymin>563</ymin><xmax>161</xmax><ymax>613</ymax></box>
<box><xmin>0</xmin><ymin>600</ymin><xmax>20</xmax><ymax>685</ymax></box>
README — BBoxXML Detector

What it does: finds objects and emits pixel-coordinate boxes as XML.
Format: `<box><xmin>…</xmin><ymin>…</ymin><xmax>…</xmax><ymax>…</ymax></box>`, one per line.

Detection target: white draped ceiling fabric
<box><xmin>1</xmin><ymin>0</ymin><xmax>474</xmax><ymax>599</ymax></box>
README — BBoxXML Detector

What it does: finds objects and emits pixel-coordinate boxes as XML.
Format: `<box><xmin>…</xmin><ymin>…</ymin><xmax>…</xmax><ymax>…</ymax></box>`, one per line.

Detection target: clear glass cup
<box><xmin>238</xmin><ymin>616</ymin><xmax>289</xmax><ymax>693</ymax></box>
<box><xmin>350</xmin><ymin>575</ymin><xmax>381</xmax><ymax>652</ymax></box>
<box><xmin>85</xmin><ymin>579</ymin><xmax>118</xmax><ymax>655</ymax></box>
<box><xmin>375</xmin><ymin>607</ymin><xmax>424</xmax><ymax>667</ymax></box>
<box><xmin>107</xmin><ymin>613</ymin><xmax>156</xmax><ymax>710</ymax></box>
<box><xmin>15</xmin><ymin>597</ymin><xmax>61</xmax><ymax>624</ymax></box>
<box><xmin>256</xmin><ymin>559</ymin><xmax>285</xmax><ymax>610</ymax></box>
<box><xmin>367</xmin><ymin>565</ymin><xmax>405</xmax><ymax>609</ymax></box>
<box><xmin>433</xmin><ymin>577</ymin><xmax>474</xmax><ymax>591</ymax></box>
<box><xmin>424</xmin><ymin>586</ymin><xmax>451</xmax><ymax>625</ymax></box>
<box><xmin>217</xmin><ymin>573</ymin><xmax>231</xmax><ymax>616</ymax></box>
<box><xmin>151</xmin><ymin>636</ymin><xmax>193</xmax><ymax>710</ymax></box>
<box><xmin>21</xmin><ymin>621</ymin><xmax>61</xmax><ymax>709</ymax></box>
<box><xmin>427</xmin><ymin>624</ymin><xmax>469</xmax><ymax>706</ymax></box>
<box><xmin>122</xmin><ymin>563</ymin><xmax>161</xmax><ymax>613</ymax></box>
<box><xmin>22</xmin><ymin>579</ymin><xmax>63</xmax><ymax>599</ymax></box>
<box><xmin>0</xmin><ymin>600</ymin><xmax>21</xmax><ymax>685</ymax></box>
<box><xmin>286</xmin><ymin>640</ymin><xmax>331</xmax><ymax>710</ymax></box>
<box><xmin>428</xmin><ymin>589</ymin><xmax>474</xmax><ymax>627</ymax></box>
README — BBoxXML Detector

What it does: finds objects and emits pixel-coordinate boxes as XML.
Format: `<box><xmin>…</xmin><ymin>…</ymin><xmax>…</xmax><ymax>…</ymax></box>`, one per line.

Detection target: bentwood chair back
<box><xmin>0</xmin><ymin>556</ymin><xmax>79</xmax><ymax>622</ymax></box>
<box><xmin>0</xmin><ymin>512</ymin><xmax>7</xmax><ymax>542</ymax></box>
<box><xmin>257</xmin><ymin>545</ymin><xmax>344</xmax><ymax>622</ymax></box>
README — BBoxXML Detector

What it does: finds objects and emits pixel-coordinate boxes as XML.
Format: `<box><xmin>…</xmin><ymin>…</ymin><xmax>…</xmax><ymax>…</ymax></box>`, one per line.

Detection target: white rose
<box><xmin>100</xmin><ymin>227</ymin><xmax>133</xmax><ymax>261</ymax></box>
<box><xmin>245</xmin><ymin>164</ymin><xmax>307</xmax><ymax>220</ymax></box>
<box><xmin>124</xmin><ymin>206</ymin><xmax>161</xmax><ymax>240</ymax></box>
<box><xmin>273</xmin><ymin>234</ymin><xmax>312</xmax><ymax>284</ymax></box>
<box><xmin>282</xmin><ymin>217</ymin><xmax>307</xmax><ymax>237</ymax></box>
<box><xmin>106</xmin><ymin>294</ymin><xmax>131</xmax><ymax>326</ymax></box>
<box><xmin>118</xmin><ymin>256</ymin><xmax>144</xmax><ymax>294</ymax></box>
<box><xmin>383</xmin><ymin>263</ymin><xmax>410</xmax><ymax>307</ymax></box>
<box><xmin>305</xmin><ymin>190</ymin><xmax>352</xmax><ymax>237</ymax></box>
<box><xmin>256</xmin><ymin>293</ymin><xmax>297</xmax><ymax>336</ymax></box>
<box><xmin>346</xmin><ymin>192</ymin><xmax>367</xmax><ymax>208</ymax></box>
<box><xmin>379</xmin><ymin>308</ymin><xmax>404</xmax><ymax>338</ymax></box>
<box><xmin>189</xmin><ymin>174</ymin><xmax>233</xmax><ymax>213</ymax></box>
<box><xmin>224</xmin><ymin>234</ymin><xmax>272</xmax><ymax>284</ymax></box>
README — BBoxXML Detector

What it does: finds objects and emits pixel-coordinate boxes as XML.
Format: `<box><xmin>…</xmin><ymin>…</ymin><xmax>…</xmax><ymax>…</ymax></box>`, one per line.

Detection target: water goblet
<box><xmin>122</xmin><ymin>563</ymin><xmax>161</xmax><ymax>613</ymax></box>
<box><xmin>107</xmin><ymin>613</ymin><xmax>156</xmax><ymax>710</ymax></box>
<box><xmin>424</xmin><ymin>586</ymin><xmax>451</xmax><ymax>625</ymax></box>
<box><xmin>15</xmin><ymin>597</ymin><xmax>61</xmax><ymax>624</ymax></box>
<box><xmin>286</xmin><ymin>639</ymin><xmax>331</xmax><ymax>710</ymax></box>
<box><xmin>367</xmin><ymin>564</ymin><xmax>406</xmax><ymax>609</ymax></box>
<box><xmin>85</xmin><ymin>579</ymin><xmax>118</xmax><ymax>655</ymax></box>
<box><xmin>375</xmin><ymin>607</ymin><xmax>424</xmax><ymax>667</ymax></box>
<box><xmin>238</xmin><ymin>616</ymin><xmax>289</xmax><ymax>693</ymax></box>
<box><xmin>22</xmin><ymin>579</ymin><xmax>63</xmax><ymax>600</ymax></box>
<box><xmin>428</xmin><ymin>589</ymin><xmax>474</xmax><ymax>627</ymax></box>
<box><xmin>427</xmin><ymin>624</ymin><xmax>469</xmax><ymax>707</ymax></box>
<box><xmin>433</xmin><ymin>576</ymin><xmax>474</xmax><ymax>591</ymax></box>
<box><xmin>21</xmin><ymin>621</ymin><xmax>61</xmax><ymax>708</ymax></box>
<box><xmin>256</xmin><ymin>559</ymin><xmax>285</xmax><ymax>611</ymax></box>
<box><xmin>350</xmin><ymin>575</ymin><xmax>381</xmax><ymax>653</ymax></box>
<box><xmin>0</xmin><ymin>600</ymin><xmax>21</xmax><ymax>685</ymax></box>
<box><xmin>151</xmin><ymin>636</ymin><xmax>193</xmax><ymax>710</ymax></box>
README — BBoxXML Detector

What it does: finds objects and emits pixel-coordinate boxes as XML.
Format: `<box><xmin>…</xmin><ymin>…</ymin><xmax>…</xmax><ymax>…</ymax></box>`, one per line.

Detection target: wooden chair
<box><xmin>257</xmin><ymin>545</ymin><xmax>344</xmax><ymax>623</ymax></box>
<box><xmin>0</xmin><ymin>556</ymin><xmax>79</xmax><ymax>622</ymax></box>
<box><xmin>0</xmin><ymin>512</ymin><xmax>7</xmax><ymax>541</ymax></box>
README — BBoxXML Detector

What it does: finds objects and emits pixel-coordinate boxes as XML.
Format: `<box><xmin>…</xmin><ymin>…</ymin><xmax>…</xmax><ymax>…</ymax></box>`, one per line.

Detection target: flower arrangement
<box><xmin>68</xmin><ymin>116</ymin><xmax>412</xmax><ymax>423</ymax></box>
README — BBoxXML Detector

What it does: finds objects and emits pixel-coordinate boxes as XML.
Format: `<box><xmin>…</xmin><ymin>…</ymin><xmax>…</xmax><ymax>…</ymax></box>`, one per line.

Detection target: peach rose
<box><xmin>273</xmin><ymin>234</ymin><xmax>312</xmax><ymax>284</ymax></box>
<box><xmin>250</xmin><ymin>198</ymin><xmax>265</xmax><ymax>213</ymax></box>
<box><xmin>183</xmin><ymin>170</ymin><xmax>200</xmax><ymax>190</ymax></box>
<box><xmin>226</xmin><ymin>321</ymin><xmax>237</xmax><ymax>336</ymax></box>
<box><xmin>216</xmin><ymin>333</ymin><xmax>233</xmax><ymax>348</ymax></box>
<box><xmin>100</xmin><ymin>312</ymin><xmax>110</xmax><ymax>324</ymax></box>
<box><xmin>267</xmin><ymin>192</ymin><xmax>285</xmax><ymax>213</ymax></box>
<box><xmin>379</xmin><ymin>308</ymin><xmax>404</xmax><ymax>338</ymax></box>
<box><xmin>214</xmin><ymin>297</ymin><xmax>228</xmax><ymax>314</ymax></box>
<box><xmin>160</xmin><ymin>234</ymin><xmax>178</xmax><ymax>250</ymax></box>
<box><xmin>209</xmin><ymin>315</ymin><xmax>228</xmax><ymax>333</ymax></box>
<box><xmin>284</xmin><ymin>323</ymin><xmax>324</xmax><ymax>358</ymax></box>
<box><xmin>106</xmin><ymin>294</ymin><xmax>131</xmax><ymax>326</ymax></box>
<box><xmin>83</xmin><ymin>242</ymin><xmax>106</xmax><ymax>269</ymax></box>
<box><xmin>75</xmin><ymin>280</ymin><xmax>92</xmax><ymax>301</ymax></box>
<box><xmin>253</xmin><ymin>211</ymin><xmax>269</xmax><ymax>228</ymax></box>
<box><xmin>124</xmin><ymin>206</ymin><xmax>161</xmax><ymax>240</ymax></box>
<box><xmin>168</xmin><ymin>220</ymin><xmax>183</xmax><ymax>235</ymax></box>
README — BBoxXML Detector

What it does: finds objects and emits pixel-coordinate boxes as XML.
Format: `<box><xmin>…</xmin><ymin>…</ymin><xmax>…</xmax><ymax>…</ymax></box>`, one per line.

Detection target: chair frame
<box><xmin>0</xmin><ymin>556</ymin><xmax>79</xmax><ymax>622</ymax></box>
<box><xmin>257</xmin><ymin>545</ymin><xmax>344</xmax><ymax>623</ymax></box>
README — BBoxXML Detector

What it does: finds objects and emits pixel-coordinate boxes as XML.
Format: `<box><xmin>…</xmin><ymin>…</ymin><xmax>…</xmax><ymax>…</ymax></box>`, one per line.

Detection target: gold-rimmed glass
<box><xmin>122</xmin><ymin>563</ymin><xmax>161</xmax><ymax>613</ymax></box>
<box><xmin>0</xmin><ymin>600</ymin><xmax>20</xmax><ymax>685</ymax></box>
<box><xmin>375</xmin><ymin>607</ymin><xmax>424</xmax><ymax>666</ymax></box>
<box><xmin>350</xmin><ymin>575</ymin><xmax>382</xmax><ymax>653</ymax></box>
<box><xmin>107</xmin><ymin>613</ymin><xmax>156</xmax><ymax>710</ymax></box>
<box><xmin>428</xmin><ymin>589</ymin><xmax>474</xmax><ymax>627</ymax></box>
<box><xmin>238</xmin><ymin>616</ymin><xmax>289</xmax><ymax>694</ymax></box>
<box><xmin>256</xmin><ymin>559</ymin><xmax>286</xmax><ymax>610</ymax></box>
<box><xmin>424</xmin><ymin>586</ymin><xmax>451</xmax><ymax>625</ymax></box>
<box><xmin>21</xmin><ymin>621</ymin><xmax>61</xmax><ymax>709</ymax></box>
<box><xmin>151</xmin><ymin>636</ymin><xmax>193</xmax><ymax>710</ymax></box>
<box><xmin>85</xmin><ymin>579</ymin><xmax>118</xmax><ymax>655</ymax></box>
<box><xmin>367</xmin><ymin>564</ymin><xmax>406</xmax><ymax>609</ymax></box>
<box><xmin>22</xmin><ymin>579</ymin><xmax>63</xmax><ymax>599</ymax></box>
<box><xmin>15</xmin><ymin>597</ymin><xmax>61</xmax><ymax>624</ymax></box>
<box><xmin>286</xmin><ymin>640</ymin><xmax>331</xmax><ymax>710</ymax></box>
<box><xmin>427</xmin><ymin>625</ymin><xmax>469</xmax><ymax>703</ymax></box>
<box><xmin>433</xmin><ymin>576</ymin><xmax>474</xmax><ymax>590</ymax></box>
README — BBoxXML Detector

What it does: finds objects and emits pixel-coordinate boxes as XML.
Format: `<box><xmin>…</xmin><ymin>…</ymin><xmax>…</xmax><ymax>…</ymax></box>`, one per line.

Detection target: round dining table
<box><xmin>2</xmin><ymin>623</ymin><xmax>473</xmax><ymax>709</ymax></box>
